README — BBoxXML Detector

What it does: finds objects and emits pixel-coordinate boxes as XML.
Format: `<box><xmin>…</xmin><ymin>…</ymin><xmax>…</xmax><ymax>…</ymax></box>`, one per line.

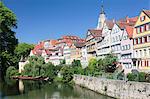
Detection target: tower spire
<box><xmin>100</xmin><ymin>0</ymin><xmax>105</xmax><ymax>14</ymax></box>
<box><xmin>97</xmin><ymin>0</ymin><xmax>106</xmax><ymax>29</ymax></box>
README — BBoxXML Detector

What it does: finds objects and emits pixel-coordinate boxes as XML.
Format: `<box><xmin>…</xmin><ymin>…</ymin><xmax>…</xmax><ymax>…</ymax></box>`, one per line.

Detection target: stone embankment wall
<box><xmin>73</xmin><ymin>74</ymin><xmax>150</xmax><ymax>99</ymax></box>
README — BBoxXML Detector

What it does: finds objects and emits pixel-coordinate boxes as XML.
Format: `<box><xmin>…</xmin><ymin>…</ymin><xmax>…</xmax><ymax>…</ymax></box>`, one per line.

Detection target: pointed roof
<box><xmin>100</xmin><ymin>5</ymin><xmax>105</xmax><ymax>14</ymax></box>
<box><xmin>105</xmin><ymin>20</ymin><xmax>115</xmax><ymax>29</ymax></box>
<box><xmin>143</xmin><ymin>10</ymin><xmax>150</xmax><ymax>18</ymax></box>
<box><xmin>125</xmin><ymin>26</ymin><xmax>134</xmax><ymax>39</ymax></box>
<box><xmin>100</xmin><ymin>0</ymin><xmax>105</xmax><ymax>14</ymax></box>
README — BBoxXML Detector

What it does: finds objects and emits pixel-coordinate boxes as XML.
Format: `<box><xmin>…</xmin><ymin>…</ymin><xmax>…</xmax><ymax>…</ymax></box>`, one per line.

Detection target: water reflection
<box><xmin>19</xmin><ymin>80</ymin><xmax>24</xmax><ymax>94</ymax></box>
<box><xmin>0</xmin><ymin>79</ymin><xmax>114</xmax><ymax>99</ymax></box>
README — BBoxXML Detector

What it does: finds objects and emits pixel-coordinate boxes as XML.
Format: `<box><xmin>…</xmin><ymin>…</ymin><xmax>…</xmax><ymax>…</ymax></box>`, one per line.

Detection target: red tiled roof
<box><xmin>143</xmin><ymin>10</ymin><xmax>150</xmax><ymax>18</ymax></box>
<box><xmin>34</xmin><ymin>42</ymin><xmax>44</xmax><ymax>50</ymax></box>
<box><xmin>125</xmin><ymin>26</ymin><xmax>134</xmax><ymax>39</ymax></box>
<box><xmin>117</xmin><ymin>16</ymin><xmax>138</xmax><ymax>29</ymax></box>
<box><xmin>62</xmin><ymin>35</ymin><xmax>80</xmax><ymax>40</ymax></box>
<box><xmin>74</xmin><ymin>42</ymin><xmax>85</xmax><ymax>48</ymax></box>
<box><xmin>105</xmin><ymin>20</ymin><xmax>115</xmax><ymax>29</ymax></box>
<box><xmin>50</xmin><ymin>40</ymin><xmax>58</xmax><ymax>46</ymax></box>
<box><xmin>88</xmin><ymin>29</ymin><xmax>102</xmax><ymax>37</ymax></box>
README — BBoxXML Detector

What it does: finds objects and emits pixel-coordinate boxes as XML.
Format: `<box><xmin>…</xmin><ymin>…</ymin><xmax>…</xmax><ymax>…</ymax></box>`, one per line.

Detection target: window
<box><xmin>136</xmin><ymin>38</ymin><xmax>138</xmax><ymax>44</ymax></box>
<box><xmin>146</xmin><ymin>24</ymin><xmax>149</xmax><ymax>31</ymax></box>
<box><xmin>140</xmin><ymin>16</ymin><xmax>145</xmax><ymax>21</ymax></box>
<box><xmin>140</xmin><ymin>38</ymin><xmax>142</xmax><ymax>43</ymax></box>
<box><xmin>128</xmin><ymin>44</ymin><xmax>130</xmax><ymax>49</ymax></box>
<box><xmin>141</xmin><ymin>26</ymin><xmax>144</xmax><ymax>32</ymax></box>
<box><xmin>122</xmin><ymin>46</ymin><xmax>124</xmax><ymax>50</ymax></box>
<box><xmin>138</xmin><ymin>38</ymin><xmax>141</xmax><ymax>44</ymax></box>
<box><xmin>144</xmin><ymin>36</ymin><xmax>147</xmax><ymax>43</ymax></box>
<box><xmin>136</xmin><ymin>27</ymin><xmax>140</xmax><ymax>33</ymax></box>
<box><xmin>134</xmin><ymin>39</ymin><xmax>136</xmax><ymax>45</ymax></box>
<box><xmin>144</xmin><ymin>49</ymin><xmax>147</xmax><ymax>56</ymax></box>
<box><xmin>141</xmin><ymin>61</ymin><xmax>143</xmax><ymax>67</ymax></box>
<box><xmin>145</xmin><ymin>61</ymin><xmax>147</xmax><ymax>66</ymax></box>
<box><xmin>136</xmin><ymin>50</ymin><xmax>138</xmax><ymax>57</ymax></box>
<box><xmin>125</xmin><ymin>45</ymin><xmax>128</xmax><ymax>50</ymax></box>
<box><xmin>140</xmin><ymin>50</ymin><xmax>142</xmax><ymax>57</ymax></box>
<box><xmin>144</xmin><ymin>24</ymin><xmax>147</xmax><ymax>31</ymax></box>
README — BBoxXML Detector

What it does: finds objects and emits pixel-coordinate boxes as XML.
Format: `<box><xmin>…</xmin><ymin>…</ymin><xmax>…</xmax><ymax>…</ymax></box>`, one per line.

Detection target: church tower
<box><xmin>97</xmin><ymin>1</ymin><xmax>106</xmax><ymax>29</ymax></box>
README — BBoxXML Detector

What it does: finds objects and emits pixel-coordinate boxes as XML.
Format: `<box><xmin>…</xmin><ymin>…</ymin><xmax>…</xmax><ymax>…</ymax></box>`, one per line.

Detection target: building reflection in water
<box><xmin>19</xmin><ymin>80</ymin><xmax>24</xmax><ymax>94</ymax></box>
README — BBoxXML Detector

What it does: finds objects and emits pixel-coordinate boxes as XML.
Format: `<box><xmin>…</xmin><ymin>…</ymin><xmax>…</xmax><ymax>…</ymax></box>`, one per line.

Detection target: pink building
<box><xmin>120</xmin><ymin>26</ymin><xmax>136</xmax><ymax>74</ymax></box>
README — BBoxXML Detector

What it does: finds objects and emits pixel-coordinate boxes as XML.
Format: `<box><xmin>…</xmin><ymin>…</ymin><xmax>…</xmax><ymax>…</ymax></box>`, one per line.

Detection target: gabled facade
<box><xmin>97</xmin><ymin>20</ymin><xmax>114</xmax><ymax>58</ymax></box>
<box><xmin>70</xmin><ymin>42</ymin><xmax>85</xmax><ymax>61</ymax></box>
<box><xmin>120</xmin><ymin>26</ymin><xmax>136</xmax><ymax>74</ymax></box>
<box><xmin>110</xmin><ymin>23</ymin><xmax>122</xmax><ymax>60</ymax></box>
<box><xmin>86</xmin><ymin>29</ymin><xmax>102</xmax><ymax>60</ymax></box>
<box><xmin>132</xmin><ymin>10</ymin><xmax>150</xmax><ymax>72</ymax></box>
<box><xmin>63</xmin><ymin>43</ymin><xmax>72</xmax><ymax>65</ymax></box>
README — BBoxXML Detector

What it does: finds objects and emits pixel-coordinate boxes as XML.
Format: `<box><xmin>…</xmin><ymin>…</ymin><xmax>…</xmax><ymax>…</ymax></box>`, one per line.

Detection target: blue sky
<box><xmin>3</xmin><ymin>0</ymin><xmax>150</xmax><ymax>44</ymax></box>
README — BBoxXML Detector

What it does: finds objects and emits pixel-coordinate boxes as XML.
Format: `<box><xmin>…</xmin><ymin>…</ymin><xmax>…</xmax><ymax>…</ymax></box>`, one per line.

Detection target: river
<box><xmin>0</xmin><ymin>79</ymin><xmax>113</xmax><ymax>99</ymax></box>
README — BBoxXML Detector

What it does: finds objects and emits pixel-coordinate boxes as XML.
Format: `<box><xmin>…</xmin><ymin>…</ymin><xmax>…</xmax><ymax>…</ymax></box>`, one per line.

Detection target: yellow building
<box><xmin>70</xmin><ymin>42</ymin><xmax>85</xmax><ymax>62</ymax></box>
<box><xmin>132</xmin><ymin>10</ymin><xmax>150</xmax><ymax>72</ymax></box>
<box><xmin>86</xmin><ymin>29</ymin><xmax>102</xmax><ymax>60</ymax></box>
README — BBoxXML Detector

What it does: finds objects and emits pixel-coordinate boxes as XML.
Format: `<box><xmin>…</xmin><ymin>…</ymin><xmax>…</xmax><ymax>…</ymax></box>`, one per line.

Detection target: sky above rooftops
<box><xmin>3</xmin><ymin>0</ymin><xmax>150</xmax><ymax>44</ymax></box>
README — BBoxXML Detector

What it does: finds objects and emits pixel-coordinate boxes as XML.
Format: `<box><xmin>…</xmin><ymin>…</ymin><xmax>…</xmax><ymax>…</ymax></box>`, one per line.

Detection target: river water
<box><xmin>0</xmin><ymin>79</ymin><xmax>113</xmax><ymax>99</ymax></box>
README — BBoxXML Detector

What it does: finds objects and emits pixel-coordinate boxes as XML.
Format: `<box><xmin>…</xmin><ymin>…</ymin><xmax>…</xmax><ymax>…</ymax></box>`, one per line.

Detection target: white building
<box><xmin>120</xmin><ymin>26</ymin><xmax>136</xmax><ymax>74</ymax></box>
<box><xmin>81</xmin><ymin>45</ymin><xmax>88</xmax><ymax>68</ymax></box>
<box><xmin>63</xmin><ymin>43</ymin><xmax>72</xmax><ymax>65</ymax></box>
<box><xmin>110</xmin><ymin>24</ymin><xmax>122</xmax><ymax>61</ymax></box>
<box><xmin>97</xmin><ymin>20</ymin><xmax>114</xmax><ymax>58</ymax></box>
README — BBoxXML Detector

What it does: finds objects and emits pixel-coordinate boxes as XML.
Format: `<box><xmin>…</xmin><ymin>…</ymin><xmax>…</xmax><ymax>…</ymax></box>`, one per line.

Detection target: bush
<box><xmin>60</xmin><ymin>66</ymin><xmax>74</xmax><ymax>83</ymax></box>
<box><xmin>103</xmin><ymin>54</ymin><xmax>117</xmax><ymax>73</ymax></box>
<box><xmin>127</xmin><ymin>73</ymin><xmax>138</xmax><ymax>81</ymax></box>
<box><xmin>6</xmin><ymin>66</ymin><xmax>19</xmax><ymax>78</ymax></box>
<box><xmin>127</xmin><ymin>72</ymin><xmax>146</xmax><ymax>82</ymax></box>
<box><xmin>71</xmin><ymin>60</ymin><xmax>81</xmax><ymax>67</ymax></box>
<box><xmin>139</xmin><ymin>72</ymin><xmax>146</xmax><ymax>82</ymax></box>
<box><xmin>106</xmin><ymin>74</ymin><xmax>114</xmax><ymax>79</ymax></box>
<box><xmin>145</xmin><ymin>74</ymin><xmax>150</xmax><ymax>82</ymax></box>
<box><xmin>22</xmin><ymin>56</ymin><xmax>57</xmax><ymax>80</ymax></box>
<box><xmin>54</xmin><ymin>77</ymin><xmax>63</xmax><ymax>82</ymax></box>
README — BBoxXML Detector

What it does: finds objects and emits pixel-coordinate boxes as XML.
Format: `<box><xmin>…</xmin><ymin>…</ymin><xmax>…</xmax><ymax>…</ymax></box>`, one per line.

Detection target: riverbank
<box><xmin>12</xmin><ymin>76</ymin><xmax>49</xmax><ymax>81</ymax></box>
<box><xmin>73</xmin><ymin>74</ymin><xmax>150</xmax><ymax>99</ymax></box>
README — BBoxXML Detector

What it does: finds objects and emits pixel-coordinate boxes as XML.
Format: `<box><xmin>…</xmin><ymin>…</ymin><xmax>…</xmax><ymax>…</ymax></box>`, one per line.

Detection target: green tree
<box><xmin>6</xmin><ymin>66</ymin><xmax>19</xmax><ymax>78</ymax></box>
<box><xmin>103</xmin><ymin>54</ymin><xmax>118</xmax><ymax>73</ymax></box>
<box><xmin>14</xmin><ymin>43</ymin><xmax>34</xmax><ymax>61</ymax></box>
<box><xmin>87</xmin><ymin>58</ymin><xmax>97</xmax><ymax>75</ymax></box>
<box><xmin>22</xmin><ymin>56</ymin><xmax>57</xmax><ymax>80</ymax></box>
<box><xmin>71</xmin><ymin>59</ymin><xmax>81</xmax><ymax>67</ymax></box>
<box><xmin>60</xmin><ymin>66</ymin><xmax>74</xmax><ymax>83</ymax></box>
<box><xmin>97</xmin><ymin>58</ymin><xmax>104</xmax><ymax>71</ymax></box>
<box><xmin>0</xmin><ymin>2</ymin><xmax>18</xmax><ymax>79</ymax></box>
